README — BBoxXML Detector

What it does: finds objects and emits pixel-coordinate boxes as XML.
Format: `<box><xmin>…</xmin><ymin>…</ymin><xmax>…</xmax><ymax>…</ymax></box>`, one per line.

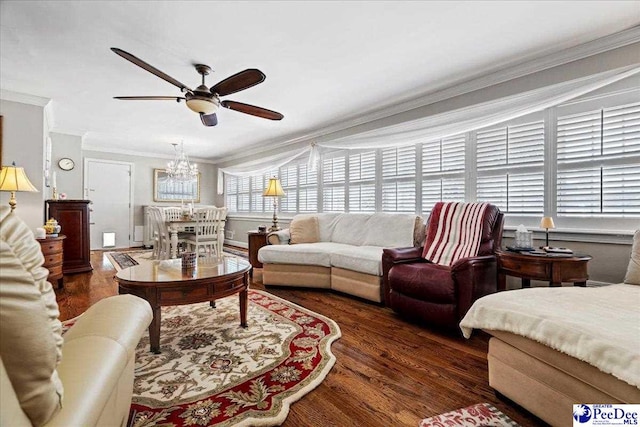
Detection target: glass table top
<box><xmin>115</xmin><ymin>255</ymin><xmax>251</xmax><ymax>283</ymax></box>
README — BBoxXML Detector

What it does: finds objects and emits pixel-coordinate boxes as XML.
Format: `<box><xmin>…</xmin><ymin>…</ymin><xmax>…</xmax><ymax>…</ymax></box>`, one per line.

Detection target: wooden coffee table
<box><xmin>115</xmin><ymin>256</ymin><xmax>251</xmax><ymax>353</ymax></box>
<box><xmin>497</xmin><ymin>250</ymin><xmax>592</xmax><ymax>291</ymax></box>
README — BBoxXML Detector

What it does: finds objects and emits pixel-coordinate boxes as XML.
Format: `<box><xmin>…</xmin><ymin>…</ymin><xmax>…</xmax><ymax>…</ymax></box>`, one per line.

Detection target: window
<box><xmin>557</xmin><ymin>99</ymin><xmax>640</xmax><ymax>216</ymax></box>
<box><xmin>381</xmin><ymin>146</ymin><xmax>416</xmax><ymax>213</ymax></box>
<box><xmin>476</xmin><ymin>119</ymin><xmax>545</xmax><ymax>214</ymax></box>
<box><xmin>322</xmin><ymin>154</ymin><xmax>346</xmax><ymax>212</ymax></box>
<box><xmin>237</xmin><ymin>176</ymin><xmax>250</xmax><ymax>212</ymax></box>
<box><xmin>223</xmin><ymin>80</ymin><xmax>638</xmax><ymax>232</ymax></box>
<box><xmin>348</xmin><ymin>151</ymin><xmax>376</xmax><ymax>212</ymax></box>
<box><xmin>421</xmin><ymin>135</ymin><xmax>466</xmax><ymax>212</ymax></box>
<box><xmin>225</xmin><ymin>175</ymin><xmax>238</xmax><ymax>212</ymax></box>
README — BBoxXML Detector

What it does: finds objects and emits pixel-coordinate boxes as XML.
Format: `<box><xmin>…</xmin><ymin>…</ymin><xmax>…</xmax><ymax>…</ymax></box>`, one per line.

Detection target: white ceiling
<box><xmin>1</xmin><ymin>1</ymin><xmax>639</xmax><ymax>163</ymax></box>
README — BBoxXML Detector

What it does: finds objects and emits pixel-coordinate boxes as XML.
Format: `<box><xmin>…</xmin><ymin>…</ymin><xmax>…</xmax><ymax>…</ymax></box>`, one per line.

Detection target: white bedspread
<box><xmin>459</xmin><ymin>284</ymin><xmax>640</xmax><ymax>387</ymax></box>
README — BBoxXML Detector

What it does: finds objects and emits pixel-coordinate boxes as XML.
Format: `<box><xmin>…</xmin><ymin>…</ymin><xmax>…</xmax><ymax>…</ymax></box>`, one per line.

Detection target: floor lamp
<box><xmin>0</xmin><ymin>162</ymin><xmax>39</xmax><ymax>212</ymax></box>
<box><xmin>263</xmin><ymin>177</ymin><xmax>285</xmax><ymax>232</ymax></box>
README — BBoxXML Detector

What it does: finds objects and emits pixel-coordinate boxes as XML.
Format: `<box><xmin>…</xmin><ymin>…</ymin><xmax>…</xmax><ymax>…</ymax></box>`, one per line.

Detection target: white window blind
<box><xmin>298</xmin><ymin>164</ymin><xmax>318</xmax><ymax>212</ymax></box>
<box><xmin>382</xmin><ymin>146</ymin><xmax>416</xmax><ymax>212</ymax></box>
<box><xmin>476</xmin><ymin>120</ymin><xmax>544</xmax><ymax>213</ymax></box>
<box><xmin>225</xmin><ymin>175</ymin><xmax>238</xmax><ymax>212</ymax></box>
<box><xmin>251</xmin><ymin>174</ymin><xmax>266</xmax><ymax>212</ymax></box>
<box><xmin>237</xmin><ymin>176</ymin><xmax>251</xmax><ymax>212</ymax></box>
<box><xmin>557</xmin><ymin>101</ymin><xmax>640</xmax><ymax>216</ymax></box>
<box><xmin>279</xmin><ymin>165</ymin><xmax>298</xmax><ymax>213</ymax></box>
<box><xmin>349</xmin><ymin>151</ymin><xmax>376</xmax><ymax>212</ymax></box>
<box><xmin>421</xmin><ymin>135</ymin><xmax>466</xmax><ymax>212</ymax></box>
<box><xmin>322</xmin><ymin>155</ymin><xmax>346</xmax><ymax>212</ymax></box>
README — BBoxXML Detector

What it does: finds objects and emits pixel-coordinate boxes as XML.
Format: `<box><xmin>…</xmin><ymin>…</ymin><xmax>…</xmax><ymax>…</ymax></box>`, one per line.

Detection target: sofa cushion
<box><xmin>330</xmin><ymin>213</ymin><xmax>371</xmax><ymax>246</ymax></box>
<box><xmin>259</xmin><ymin>242</ymin><xmax>352</xmax><ymax>267</ymax></box>
<box><xmin>330</xmin><ymin>246</ymin><xmax>384</xmax><ymax>276</ymax></box>
<box><xmin>0</xmin><ymin>206</ymin><xmax>63</xmax><ymax>425</ymax></box>
<box><xmin>624</xmin><ymin>229</ymin><xmax>640</xmax><ymax>285</ymax></box>
<box><xmin>362</xmin><ymin>213</ymin><xmax>418</xmax><ymax>248</ymax></box>
<box><xmin>290</xmin><ymin>216</ymin><xmax>319</xmax><ymax>244</ymax></box>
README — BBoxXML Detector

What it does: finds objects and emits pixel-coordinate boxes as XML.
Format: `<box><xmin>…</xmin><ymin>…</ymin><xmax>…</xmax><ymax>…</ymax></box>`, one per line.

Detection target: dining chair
<box><xmin>149</xmin><ymin>207</ymin><xmax>170</xmax><ymax>260</ymax></box>
<box><xmin>185</xmin><ymin>207</ymin><xmax>228</xmax><ymax>258</ymax></box>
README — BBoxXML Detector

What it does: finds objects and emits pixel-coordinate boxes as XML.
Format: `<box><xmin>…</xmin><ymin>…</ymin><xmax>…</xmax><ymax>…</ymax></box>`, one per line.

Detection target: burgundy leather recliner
<box><xmin>382</xmin><ymin>203</ymin><xmax>504</xmax><ymax>330</ymax></box>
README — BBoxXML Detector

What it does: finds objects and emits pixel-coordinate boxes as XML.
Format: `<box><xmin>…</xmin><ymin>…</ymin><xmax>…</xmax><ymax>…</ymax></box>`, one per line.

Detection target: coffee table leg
<box><xmin>150</xmin><ymin>306</ymin><xmax>161</xmax><ymax>354</ymax></box>
<box><xmin>239</xmin><ymin>289</ymin><xmax>248</xmax><ymax>328</ymax></box>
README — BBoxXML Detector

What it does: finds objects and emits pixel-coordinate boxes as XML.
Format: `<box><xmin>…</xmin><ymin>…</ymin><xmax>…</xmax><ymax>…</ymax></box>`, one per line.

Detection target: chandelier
<box><xmin>166</xmin><ymin>142</ymin><xmax>198</xmax><ymax>182</ymax></box>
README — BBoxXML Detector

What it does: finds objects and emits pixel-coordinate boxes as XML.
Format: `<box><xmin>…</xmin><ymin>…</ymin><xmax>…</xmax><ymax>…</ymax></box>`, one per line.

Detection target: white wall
<box><xmin>50</xmin><ymin>132</ymin><xmax>83</xmax><ymax>199</ymax></box>
<box><xmin>0</xmin><ymin>99</ymin><xmax>46</xmax><ymax>230</ymax></box>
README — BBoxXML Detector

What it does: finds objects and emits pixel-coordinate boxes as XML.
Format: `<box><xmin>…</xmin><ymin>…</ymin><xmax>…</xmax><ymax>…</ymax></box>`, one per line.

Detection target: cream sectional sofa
<box><xmin>258</xmin><ymin>212</ymin><xmax>423</xmax><ymax>303</ymax></box>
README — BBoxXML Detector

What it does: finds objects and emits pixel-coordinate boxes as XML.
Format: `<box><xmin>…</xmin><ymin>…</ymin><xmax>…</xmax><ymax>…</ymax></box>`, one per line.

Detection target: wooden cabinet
<box><xmin>247</xmin><ymin>231</ymin><xmax>268</xmax><ymax>276</ymax></box>
<box><xmin>46</xmin><ymin>200</ymin><xmax>92</xmax><ymax>274</ymax></box>
<box><xmin>37</xmin><ymin>235</ymin><xmax>66</xmax><ymax>288</ymax></box>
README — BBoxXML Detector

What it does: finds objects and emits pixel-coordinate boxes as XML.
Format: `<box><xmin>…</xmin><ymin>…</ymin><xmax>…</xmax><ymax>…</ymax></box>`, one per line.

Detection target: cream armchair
<box><xmin>0</xmin><ymin>206</ymin><xmax>152</xmax><ymax>427</ymax></box>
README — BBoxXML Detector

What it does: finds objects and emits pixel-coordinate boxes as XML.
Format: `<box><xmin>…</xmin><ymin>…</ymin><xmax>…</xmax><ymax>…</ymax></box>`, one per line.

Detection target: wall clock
<box><xmin>58</xmin><ymin>158</ymin><xmax>75</xmax><ymax>171</ymax></box>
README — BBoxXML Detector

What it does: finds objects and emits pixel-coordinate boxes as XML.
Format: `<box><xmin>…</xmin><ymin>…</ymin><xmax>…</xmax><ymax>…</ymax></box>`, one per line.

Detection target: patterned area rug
<box><xmin>420</xmin><ymin>403</ymin><xmax>519</xmax><ymax>427</ymax></box>
<box><xmin>126</xmin><ymin>290</ymin><xmax>341</xmax><ymax>427</ymax></box>
<box><xmin>106</xmin><ymin>248</ymin><xmax>248</xmax><ymax>272</ymax></box>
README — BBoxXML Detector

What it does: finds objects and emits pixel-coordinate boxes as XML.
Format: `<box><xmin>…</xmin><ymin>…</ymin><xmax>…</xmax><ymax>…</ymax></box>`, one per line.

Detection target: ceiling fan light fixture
<box><xmin>186</xmin><ymin>96</ymin><xmax>218</xmax><ymax>115</ymax></box>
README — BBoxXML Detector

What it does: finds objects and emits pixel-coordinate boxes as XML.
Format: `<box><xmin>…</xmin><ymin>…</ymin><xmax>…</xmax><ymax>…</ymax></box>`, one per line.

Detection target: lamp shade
<box><xmin>540</xmin><ymin>216</ymin><xmax>555</xmax><ymax>229</ymax></box>
<box><xmin>263</xmin><ymin>177</ymin><xmax>285</xmax><ymax>197</ymax></box>
<box><xmin>0</xmin><ymin>163</ymin><xmax>38</xmax><ymax>193</ymax></box>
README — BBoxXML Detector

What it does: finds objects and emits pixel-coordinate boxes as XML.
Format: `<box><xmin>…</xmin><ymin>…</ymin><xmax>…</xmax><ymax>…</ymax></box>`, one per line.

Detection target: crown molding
<box><xmin>82</xmin><ymin>144</ymin><xmax>217</xmax><ymax>164</ymax></box>
<box><xmin>216</xmin><ymin>26</ymin><xmax>640</xmax><ymax>165</ymax></box>
<box><xmin>0</xmin><ymin>89</ymin><xmax>51</xmax><ymax>107</ymax></box>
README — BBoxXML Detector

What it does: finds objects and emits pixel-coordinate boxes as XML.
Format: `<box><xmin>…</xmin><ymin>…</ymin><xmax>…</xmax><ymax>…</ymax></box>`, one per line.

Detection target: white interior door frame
<box><xmin>83</xmin><ymin>157</ymin><xmax>135</xmax><ymax>248</ymax></box>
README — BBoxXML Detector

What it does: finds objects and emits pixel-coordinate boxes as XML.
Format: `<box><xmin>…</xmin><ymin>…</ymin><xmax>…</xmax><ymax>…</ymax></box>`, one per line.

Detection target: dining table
<box><xmin>166</xmin><ymin>218</ymin><xmax>226</xmax><ymax>258</ymax></box>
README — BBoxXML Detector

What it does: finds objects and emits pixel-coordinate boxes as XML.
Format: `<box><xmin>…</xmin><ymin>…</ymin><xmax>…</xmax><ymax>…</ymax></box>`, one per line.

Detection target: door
<box><xmin>85</xmin><ymin>159</ymin><xmax>133</xmax><ymax>250</ymax></box>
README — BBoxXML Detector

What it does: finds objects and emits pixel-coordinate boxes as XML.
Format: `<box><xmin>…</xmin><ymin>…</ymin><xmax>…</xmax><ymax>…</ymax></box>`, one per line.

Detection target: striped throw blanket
<box><xmin>423</xmin><ymin>202</ymin><xmax>490</xmax><ymax>266</ymax></box>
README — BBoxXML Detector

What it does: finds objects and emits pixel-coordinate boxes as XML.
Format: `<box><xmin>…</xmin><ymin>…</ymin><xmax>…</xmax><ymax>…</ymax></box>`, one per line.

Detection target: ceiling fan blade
<box><xmin>221</xmin><ymin>100</ymin><xmax>284</xmax><ymax>120</ymax></box>
<box><xmin>114</xmin><ymin>96</ymin><xmax>185</xmax><ymax>101</ymax></box>
<box><xmin>210</xmin><ymin>69</ymin><xmax>265</xmax><ymax>96</ymax></box>
<box><xmin>200</xmin><ymin>113</ymin><xmax>218</xmax><ymax>127</ymax></box>
<box><xmin>111</xmin><ymin>47</ymin><xmax>192</xmax><ymax>92</ymax></box>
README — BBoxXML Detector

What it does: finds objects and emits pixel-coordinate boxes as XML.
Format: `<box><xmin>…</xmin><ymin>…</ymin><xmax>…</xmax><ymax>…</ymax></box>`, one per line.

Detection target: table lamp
<box><xmin>263</xmin><ymin>177</ymin><xmax>285</xmax><ymax>232</ymax></box>
<box><xmin>540</xmin><ymin>216</ymin><xmax>555</xmax><ymax>247</ymax></box>
<box><xmin>0</xmin><ymin>162</ymin><xmax>39</xmax><ymax>212</ymax></box>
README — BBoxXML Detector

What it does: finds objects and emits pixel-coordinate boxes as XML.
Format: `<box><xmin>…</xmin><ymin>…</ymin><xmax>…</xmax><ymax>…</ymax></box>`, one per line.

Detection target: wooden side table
<box><xmin>37</xmin><ymin>235</ymin><xmax>66</xmax><ymax>288</ymax></box>
<box><xmin>497</xmin><ymin>250</ymin><xmax>592</xmax><ymax>291</ymax></box>
<box><xmin>247</xmin><ymin>231</ymin><xmax>269</xmax><ymax>277</ymax></box>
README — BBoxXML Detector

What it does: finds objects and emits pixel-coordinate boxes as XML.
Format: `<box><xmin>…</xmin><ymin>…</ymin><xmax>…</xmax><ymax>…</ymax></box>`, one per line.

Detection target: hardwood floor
<box><xmin>55</xmin><ymin>249</ymin><xmax>546</xmax><ymax>427</ymax></box>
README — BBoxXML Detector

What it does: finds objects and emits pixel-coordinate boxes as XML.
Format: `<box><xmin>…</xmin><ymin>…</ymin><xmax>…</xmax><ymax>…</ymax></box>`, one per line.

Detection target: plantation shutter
<box><xmin>557</xmin><ymin>101</ymin><xmax>640</xmax><ymax>216</ymax></box>
<box><xmin>348</xmin><ymin>151</ymin><xmax>376</xmax><ymax>212</ymax></box>
<box><xmin>323</xmin><ymin>155</ymin><xmax>346</xmax><ymax>212</ymax></box>
<box><xmin>476</xmin><ymin>120</ymin><xmax>544</xmax><ymax>213</ymax></box>
<box><xmin>421</xmin><ymin>135</ymin><xmax>466</xmax><ymax>212</ymax></box>
<box><xmin>279</xmin><ymin>165</ymin><xmax>298</xmax><ymax>213</ymax></box>
<box><xmin>225</xmin><ymin>175</ymin><xmax>238</xmax><ymax>212</ymax></box>
<box><xmin>382</xmin><ymin>146</ymin><xmax>416</xmax><ymax>213</ymax></box>
<box><xmin>298</xmin><ymin>164</ymin><xmax>318</xmax><ymax>212</ymax></box>
<box><xmin>237</xmin><ymin>176</ymin><xmax>251</xmax><ymax>212</ymax></box>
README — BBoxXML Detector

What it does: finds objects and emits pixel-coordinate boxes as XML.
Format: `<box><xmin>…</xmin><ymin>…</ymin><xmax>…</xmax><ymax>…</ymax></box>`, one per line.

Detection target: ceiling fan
<box><xmin>111</xmin><ymin>47</ymin><xmax>284</xmax><ymax>127</ymax></box>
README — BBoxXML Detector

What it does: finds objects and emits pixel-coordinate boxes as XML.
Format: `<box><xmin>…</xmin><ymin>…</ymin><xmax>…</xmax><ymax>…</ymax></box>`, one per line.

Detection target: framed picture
<box><xmin>154</xmin><ymin>168</ymin><xmax>201</xmax><ymax>203</ymax></box>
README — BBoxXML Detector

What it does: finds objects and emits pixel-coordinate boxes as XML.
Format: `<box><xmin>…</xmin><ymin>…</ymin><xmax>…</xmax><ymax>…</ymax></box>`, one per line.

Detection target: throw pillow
<box><xmin>289</xmin><ymin>216</ymin><xmax>319</xmax><ymax>244</ymax></box>
<box><xmin>0</xmin><ymin>206</ymin><xmax>63</xmax><ymax>425</ymax></box>
<box><xmin>624</xmin><ymin>229</ymin><xmax>640</xmax><ymax>285</ymax></box>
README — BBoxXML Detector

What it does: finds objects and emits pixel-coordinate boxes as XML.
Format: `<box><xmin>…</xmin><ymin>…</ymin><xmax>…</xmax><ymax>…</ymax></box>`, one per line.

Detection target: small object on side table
<box><xmin>497</xmin><ymin>249</ymin><xmax>592</xmax><ymax>290</ymax></box>
<box><xmin>247</xmin><ymin>230</ymin><xmax>269</xmax><ymax>278</ymax></box>
<box><xmin>36</xmin><ymin>235</ymin><xmax>66</xmax><ymax>288</ymax></box>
